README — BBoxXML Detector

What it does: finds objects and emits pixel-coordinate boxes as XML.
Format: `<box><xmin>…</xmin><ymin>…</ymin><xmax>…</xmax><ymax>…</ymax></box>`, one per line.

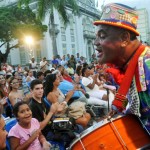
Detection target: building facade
<box><xmin>137</xmin><ymin>8</ymin><xmax>150</xmax><ymax>44</ymax></box>
<box><xmin>0</xmin><ymin>0</ymin><xmax>100</xmax><ymax>65</ymax></box>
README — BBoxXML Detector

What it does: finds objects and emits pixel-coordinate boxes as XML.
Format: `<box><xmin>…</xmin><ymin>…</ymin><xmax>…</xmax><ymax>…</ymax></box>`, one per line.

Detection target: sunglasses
<box><xmin>11</xmin><ymin>82</ymin><xmax>19</xmax><ymax>85</ymax></box>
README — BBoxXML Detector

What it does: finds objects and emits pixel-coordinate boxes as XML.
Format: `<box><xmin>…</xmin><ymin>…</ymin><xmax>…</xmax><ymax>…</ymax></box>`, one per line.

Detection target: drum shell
<box><xmin>70</xmin><ymin>115</ymin><xmax>150</xmax><ymax>150</ymax></box>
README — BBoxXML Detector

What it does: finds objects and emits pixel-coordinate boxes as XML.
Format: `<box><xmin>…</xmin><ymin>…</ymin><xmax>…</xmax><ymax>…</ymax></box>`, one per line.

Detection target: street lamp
<box><xmin>24</xmin><ymin>36</ymin><xmax>34</xmax><ymax>59</ymax></box>
<box><xmin>25</xmin><ymin>36</ymin><xmax>33</xmax><ymax>45</ymax></box>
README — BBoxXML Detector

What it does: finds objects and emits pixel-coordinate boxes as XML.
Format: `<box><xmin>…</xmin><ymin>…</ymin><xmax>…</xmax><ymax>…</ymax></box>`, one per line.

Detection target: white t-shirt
<box><xmin>40</xmin><ymin>61</ymin><xmax>47</xmax><ymax>67</ymax></box>
<box><xmin>30</xmin><ymin>61</ymin><xmax>37</xmax><ymax>71</ymax></box>
<box><xmin>66</xmin><ymin>67</ymin><xmax>74</xmax><ymax>75</ymax></box>
<box><xmin>40</xmin><ymin>61</ymin><xmax>48</xmax><ymax>72</ymax></box>
<box><xmin>82</xmin><ymin>76</ymin><xmax>99</xmax><ymax>92</ymax></box>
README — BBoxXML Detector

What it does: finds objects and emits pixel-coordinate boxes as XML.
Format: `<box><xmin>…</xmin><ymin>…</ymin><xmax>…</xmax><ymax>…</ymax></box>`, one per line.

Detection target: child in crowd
<box><xmin>8</xmin><ymin>101</ymin><xmax>50</xmax><ymax>150</ymax></box>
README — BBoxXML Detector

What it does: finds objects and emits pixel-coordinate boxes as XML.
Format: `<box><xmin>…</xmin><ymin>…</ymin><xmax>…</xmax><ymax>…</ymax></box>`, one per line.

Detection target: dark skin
<box><xmin>94</xmin><ymin>25</ymin><xmax>141</xmax><ymax>116</ymax></box>
<box><xmin>94</xmin><ymin>25</ymin><xmax>140</xmax><ymax>70</ymax></box>
<box><xmin>83</xmin><ymin>68</ymin><xmax>108</xmax><ymax>101</ymax></box>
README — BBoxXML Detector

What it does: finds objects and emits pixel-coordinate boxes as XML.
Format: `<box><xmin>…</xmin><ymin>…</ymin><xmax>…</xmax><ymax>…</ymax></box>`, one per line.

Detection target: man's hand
<box><xmin>107</xmin><ymin>109</ymin><xmax>118</xmax><ymax>119</ymax></box>
<box><xmin>49</xmin><ymin>103</ymin><xmax>58</xmax><ymax>114</ymax></box>
<box><xmin>57</xmin><ymin>103</ymin><xmax>66</xmax><ymax>113</ymax></box>
<box><xmin>50</xmin><ymin>102</ymin><xmax>66</xmax><ymax>114</ymax></box>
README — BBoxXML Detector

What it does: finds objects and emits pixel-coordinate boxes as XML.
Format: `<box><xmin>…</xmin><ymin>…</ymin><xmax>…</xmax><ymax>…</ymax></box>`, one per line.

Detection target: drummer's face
<box><xmin>0</xmin><ymin>117</ymin><xmax>8</xmax><ymax>149</ymax></box>
<box><xmin>94</xmin><ymin>25</ymin><xmax>123</xmax><ymax>65</ymax></box>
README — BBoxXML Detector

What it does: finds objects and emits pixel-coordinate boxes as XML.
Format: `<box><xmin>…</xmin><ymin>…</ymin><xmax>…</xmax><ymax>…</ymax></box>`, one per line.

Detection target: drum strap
<box><xmin>112</xmin><ymin>44</ymin><xmax>145</xmax><ymax>112</ymax></box>
<box><xmin>109</xmin><ymin>118</ymin><xmax>128</xmax><ymax>150</ymax></box>
<box><xmin>79</xmin><ymin>136</ymin><xmax>86</xmax><ymax>150</ymax></box>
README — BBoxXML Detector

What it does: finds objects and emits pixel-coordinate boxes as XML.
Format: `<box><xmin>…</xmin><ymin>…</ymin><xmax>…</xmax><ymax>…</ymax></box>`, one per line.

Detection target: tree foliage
<box><xmin>18</xmin><ymin>0</ymin><xmax>79</xmax><ymax>55</ymax></box>
<box><xmin>0</xmin><ymin>6</ymin><xmax>47</xmax><ymax>63</ymax></box>
<box><xmin>18</xmin><ymin>0</ymin><xmax>79</xmax><ymax>25</ymax></box>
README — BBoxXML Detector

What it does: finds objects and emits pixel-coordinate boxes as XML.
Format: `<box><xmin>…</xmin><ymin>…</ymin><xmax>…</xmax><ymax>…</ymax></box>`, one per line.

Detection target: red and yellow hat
<box><xmin>94</xmin><ymin>3</ymin><xmax>139</xmax><ymax>36</ymax></box>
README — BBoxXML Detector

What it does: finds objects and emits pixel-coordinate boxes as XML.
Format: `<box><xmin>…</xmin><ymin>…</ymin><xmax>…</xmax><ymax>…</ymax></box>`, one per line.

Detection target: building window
<box><xmin>61</xmin><ymin>35</ymin><xmax>66</xmax><ymax>41</ymax></box>
<box><xmin>61</xmin><ymin>27</ymin><xmax>65</xmax><ymax>34</ymax></box>
<box><xmin>70</xmin><ymin>29</ymin><xmax>74</xmax><ymax>35</ymax></box>
<box><xmin>19</xmin><ymin>47</ymin><xmax>27</xmax><ymax>65</ymax></box>
<box><xmin>71</xmin><ymin>36</ymin><xmax>75</xmax><ymax>42</ymax></box>
<box><xmin>62</xmin><ymin>43</ymin><xmax>67</xmax><ymax>55</ymax></box>
<box><xmin>71</xmin><ymin>44</ymin><xmax>75</xmax><ymax>55</ymax></box>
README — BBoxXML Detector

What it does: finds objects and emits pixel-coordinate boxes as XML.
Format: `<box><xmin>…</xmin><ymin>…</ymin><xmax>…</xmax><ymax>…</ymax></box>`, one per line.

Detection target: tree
<box><xmin>18</xmin><ymin>0</ymin><xmax>79</xmax><ymax>56</ymax></box>
<box><xmin>0</xmin><ymin>6</ymin><xmax>47</xmax><ymax>64</ymax></box>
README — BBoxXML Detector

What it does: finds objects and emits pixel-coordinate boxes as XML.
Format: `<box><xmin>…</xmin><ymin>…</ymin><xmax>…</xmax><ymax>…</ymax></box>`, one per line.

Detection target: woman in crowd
<box><xmin>0</xmin><ymin>65</ymin><xmax>6</xmax><ymax>75</ymax></box>
<box><xmin>0</xmin><ymin>90</ymin><xmax>7</xmax><ymax>107</ymax></box>
<box><xmin>61</xmin><ymin>68</ymin><xmax>73</xmax><ymax>83</ymax></box>
<box><xmin>8</xmin><ymin>101</ymin><xmax>50</xmax><ymax>150</ymax></box>
<box><xmin>17</xmin><ymin>65</ymin><xmax>23</xmax><ymax>73</ymax></box>
<box><xmin>0</xmin><ymin>104</ymin><xmax>8</xmax><ymax>150</ymax></box>
<box><xmin>44</xmin><ymin>74</ymin><xmax>91</xmax><ymax>127</ymax></box>
<box><xmin>8</xmin><ymin>77</ymin><xmax>24</xmax><ymax>106</ymax></box>
<box><xmin>66</xmin><ymin>63</ymin><xmax>75</xmax><ymax>76</ymax></box>
<box><xmin>0</xmin><ymin>74</ymin><xmax>9</xmax><ymax>97</ymax></box>
<box><xmin>26</xmin><ymin>70</ymin><xmax>35</xmax><ymax>83</ymax></box>
<box><xmin>74</xmin><ymin>65</ymin><xmax>82</xmax><ymax>79</ymax></box>
<box><xmin>88</xmin><ymin>65</ymin><xmax>95</xmax><ymax>76</ymax></box>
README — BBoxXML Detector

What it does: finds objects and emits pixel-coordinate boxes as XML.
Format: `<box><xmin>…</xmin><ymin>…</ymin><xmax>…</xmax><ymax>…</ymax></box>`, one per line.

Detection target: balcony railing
<box><xmin>83</xmin><ymin>30</ymin><xmax>96</xmax><ymax>39</ymax></box>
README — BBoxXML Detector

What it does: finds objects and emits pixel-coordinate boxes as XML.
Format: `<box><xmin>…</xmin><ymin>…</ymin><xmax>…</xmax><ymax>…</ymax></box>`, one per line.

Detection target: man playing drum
<box><xmin>94</xmin><ymin>3</ymin><xmax>150</xmax><ymax>133</ymax></box>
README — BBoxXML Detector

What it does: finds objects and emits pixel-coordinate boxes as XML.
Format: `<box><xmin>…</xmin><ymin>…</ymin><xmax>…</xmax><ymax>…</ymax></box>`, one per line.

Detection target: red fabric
<box><xmin>105</xmin><ymin>68</ymin><xmax>124</xmax><ymax>85</ymax></box>
<box><xmin>135</xmin><ymin>66</ymin><xmax>142</xmax><ymax>92</ymax></box>
<box><xmin>63</xmin><ymin>75</ymin><xmax>73</xmax><ymax>83</ymax></box>
<box><xmin>112</xmin><ymin>44</ymin><xmax>145</xmax><ymax>111</ymax></box>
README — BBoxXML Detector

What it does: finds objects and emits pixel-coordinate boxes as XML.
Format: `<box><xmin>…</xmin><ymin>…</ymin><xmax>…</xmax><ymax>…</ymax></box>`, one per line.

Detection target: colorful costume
<box><xmin>110</xmin><ymin>46</ymin><xmax>150</xmax><ymax>132</ymax></box>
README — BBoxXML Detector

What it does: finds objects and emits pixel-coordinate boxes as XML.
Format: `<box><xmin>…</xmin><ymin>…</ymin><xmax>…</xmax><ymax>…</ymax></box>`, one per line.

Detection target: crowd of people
<box><xmin>0</xmin><ymin>51</ymin><xmax>117</xmax><ymax>149</ymax></box>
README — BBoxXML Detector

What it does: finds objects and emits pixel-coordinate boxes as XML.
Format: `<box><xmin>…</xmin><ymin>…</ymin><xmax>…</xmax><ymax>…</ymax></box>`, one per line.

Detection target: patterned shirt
<box><xmin>127</xmin><ymin>46</ymin><xmax>150</xmax><ymax>132</ymax></box>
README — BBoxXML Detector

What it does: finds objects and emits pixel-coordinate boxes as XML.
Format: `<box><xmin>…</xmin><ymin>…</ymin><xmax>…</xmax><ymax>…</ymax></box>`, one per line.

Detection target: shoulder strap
<box><xmin>113</xmin><ymin>44</ymin><xmax>145</xmax><ymax>111</ymax></box>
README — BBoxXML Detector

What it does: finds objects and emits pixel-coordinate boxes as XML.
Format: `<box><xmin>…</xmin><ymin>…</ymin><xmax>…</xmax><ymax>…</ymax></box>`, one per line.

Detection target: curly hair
<box><xmin>44</xmin><ymin>74</ymin><xmax>57</xmax><ymax>96</ymax></box>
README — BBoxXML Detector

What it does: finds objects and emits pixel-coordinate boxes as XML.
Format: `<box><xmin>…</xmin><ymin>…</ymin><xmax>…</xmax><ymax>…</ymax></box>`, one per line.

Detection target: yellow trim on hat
<box><xmin>94</xmin><ymin>20</ymin><xmax>139</xmax><ymax>36</ymax></box>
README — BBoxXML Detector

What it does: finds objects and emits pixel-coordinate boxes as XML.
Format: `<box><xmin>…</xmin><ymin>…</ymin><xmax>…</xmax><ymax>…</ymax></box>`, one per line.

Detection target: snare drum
<box><xmin>69</xmin><ymin>115</ymin><xmax>150</xmax><ymax>150</ymax></box>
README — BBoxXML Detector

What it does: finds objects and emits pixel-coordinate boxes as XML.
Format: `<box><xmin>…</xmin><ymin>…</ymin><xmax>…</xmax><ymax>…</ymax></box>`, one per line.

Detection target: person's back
<box><xmin>59</xmin><ymin>79</ymin><xmax>83</xmax><ymax>99</ymax></box>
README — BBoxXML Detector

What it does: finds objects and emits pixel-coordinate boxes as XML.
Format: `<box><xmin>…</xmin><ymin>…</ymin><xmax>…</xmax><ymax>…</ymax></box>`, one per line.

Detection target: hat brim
<box><xmin>94</xmin><ymin>20</ymin><xmax>139</xmax><ymax>36</ymax></box>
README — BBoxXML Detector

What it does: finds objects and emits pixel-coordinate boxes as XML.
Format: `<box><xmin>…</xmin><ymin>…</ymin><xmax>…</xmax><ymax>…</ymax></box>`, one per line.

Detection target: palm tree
<box><xmin>18</xmin><ymin>0</ymin><xmax>79</xmax><ymax>56</ymax></box>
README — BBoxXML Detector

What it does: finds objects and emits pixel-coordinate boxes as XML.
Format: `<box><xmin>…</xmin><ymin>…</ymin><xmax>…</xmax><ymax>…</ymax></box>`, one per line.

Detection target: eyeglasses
<box><xmin>11</xmin><ymin>82</ymin><xmax>19</xmax><ymax>85</ymax></box>
<box><xmin>0</xmin><ymin>77</ymin><xmax>5</xmax><ymax>80</ymax></box>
